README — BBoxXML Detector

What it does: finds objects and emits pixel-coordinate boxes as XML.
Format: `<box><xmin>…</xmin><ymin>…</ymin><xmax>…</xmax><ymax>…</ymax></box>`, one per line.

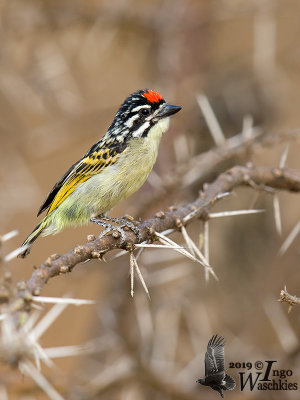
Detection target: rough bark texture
<box><xmin>13</xmin><ymin>164</ymin><xmax>300</xmax><ymax>310</ymax></box>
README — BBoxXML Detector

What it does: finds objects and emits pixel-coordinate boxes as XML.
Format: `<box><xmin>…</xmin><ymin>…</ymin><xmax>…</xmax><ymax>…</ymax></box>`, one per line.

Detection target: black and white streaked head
<box><xmin>105</xmin><ymin>89</ymin><xmax>181</xmax><ymax>144</ymax></box>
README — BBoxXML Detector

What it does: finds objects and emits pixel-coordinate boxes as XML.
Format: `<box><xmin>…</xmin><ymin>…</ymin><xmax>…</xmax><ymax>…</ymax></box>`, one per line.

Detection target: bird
<box><xmin>19</xmin><ymin>89</ymin><xmax>181</xmax><ymax>257</ymax></box>
<box><xmin>197</xmin><ymin>334</ymin><xmax>235</xmax><ymax>398</ymax></box>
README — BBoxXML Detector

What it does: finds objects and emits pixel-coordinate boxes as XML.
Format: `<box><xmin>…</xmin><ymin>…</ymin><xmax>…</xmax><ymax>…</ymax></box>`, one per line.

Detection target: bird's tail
<box><xmin>224</xmin><ymin>374</ymin><xmax>236</xmax><ymax>391</ymax></box>
<box><xmin>19</xmin><ymin>217</ymin><xmax>49</xmax><ymax>258</ymax></box>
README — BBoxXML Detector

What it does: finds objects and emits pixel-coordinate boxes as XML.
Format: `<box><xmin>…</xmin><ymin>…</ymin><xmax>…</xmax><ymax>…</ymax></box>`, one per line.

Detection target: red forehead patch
<box><xmin>143</xmin><ymin>90</ymin><xmax>164</xmax><ymax>104</ymax></box>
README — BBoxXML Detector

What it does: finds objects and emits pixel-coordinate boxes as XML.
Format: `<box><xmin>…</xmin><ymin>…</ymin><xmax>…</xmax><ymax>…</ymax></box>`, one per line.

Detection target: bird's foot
<box><xmin>102</xmin><ymin>215</ymin><xmax>142</xmax><ymax>242</ymax></box>
<box><xmin>91</xmin><ymin>217</ymin><xmax>127</xmax><ymax>244</ymax></box>
<box><xmin>91</xmin><ymin>216</ymin><xmax>142</xmax><ymax>244</ymax></box>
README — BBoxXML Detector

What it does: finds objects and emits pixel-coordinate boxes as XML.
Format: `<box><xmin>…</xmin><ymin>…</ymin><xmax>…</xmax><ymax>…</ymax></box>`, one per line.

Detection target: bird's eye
<box><xmin>140</xmin><ymin>108</ymin><xmax>150</xmax><ymax>116</ymax></box>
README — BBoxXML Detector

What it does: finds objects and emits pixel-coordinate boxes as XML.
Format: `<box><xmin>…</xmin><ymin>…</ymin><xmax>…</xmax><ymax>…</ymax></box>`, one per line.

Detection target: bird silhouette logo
<box><xmin>197</xmin><ymin>334</ymin><xmax>236</xmax><ymax>398</ymax></box>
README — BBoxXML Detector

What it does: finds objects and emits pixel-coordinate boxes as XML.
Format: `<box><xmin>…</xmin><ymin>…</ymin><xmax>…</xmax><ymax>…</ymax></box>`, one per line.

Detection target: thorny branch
<box><xmin>136</xmin><ymin>129</ymin><xmax>300</xmax><ymax>214</ymax></box>
<box><xmin>11</xmin><ymin>164</ymin><xmax>300</xmax><ymax>311</ymax></box>
<box><xmin>279</xmin><ymin>286</ymin><xmax>300</xmax><ymax>313</ymax></box>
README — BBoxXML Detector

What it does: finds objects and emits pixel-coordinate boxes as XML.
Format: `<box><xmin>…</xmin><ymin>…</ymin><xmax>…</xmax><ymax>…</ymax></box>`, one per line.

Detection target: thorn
<box><xmin>32</xmin><ymin>302</ymin><xmax>69</xmax><ymax>340</ymax></box>
<box><xmin>181</xmin><ymin>226</ymin><xmax>217</xmax><ymax>281</ymax></box>
<box><xmin>129</xmin><ymin>252</ymin><xmax>150</xmax><ymax>299</ymax></box>
<box><xmin>130</xmin><ymin>253</ymin><xmax>134</xmax><ymax>298</ymax></box>
<box><xmin>208</xmin><ymin>209</ymin><xmax>265</xmax><ymax>219</ymax></box>
<box><xmin>135</xmin><ymin>243</ymin><xmax>186</xmax><ymax>250</ymax></box>
<box><xmin>273</xmin><ymin>195</ymin><xmax>282</xmax><ymax>236</ymax></box>
<box><xmin>279</xmin><ymin>144</ymin><xmax>289</xmax><ymax>169</ymax></box>
<box><xmin>155</xmin><ymin>231</ymin><xmax>216</xmax><ymax>279</ymax></box>
<box><xmin>19</xmin><ymin>361</ymin><xmax>65</xmax><ymax>400</ymax></box>
<box><xmin>32</xmin><ymin>296</ymin><xmax>95</xmax><ymax>305</ymax></box>
<box><xmin>4</xmin><ymin>245</ymin><xmax>29</xmax><ymax>262</ymax></box>
<box><xmin>279</xmin><ymin>220</ymin><xmax>300</xmax><ymax>255</ymax></box>
<box><xmin>248</xmin><ymin>192</ymin><xmax>260</xmax><ymax>209</ymax></box>
<box><xmin>242</xmin><ymin>114</ymin><xmax>254</xmax><ymax>139</ymax></box>
<box><xmin>0</xmin><ymin>230</ymin><xmax>19</xmax><ymax>243</ymax></box>
<box><xmin>203</xmin><ymin>221</ymin><xmax>209</xmax><ymax>283</ymax></box>
<box><xmin>196</xmin><ymin>94</ymin><xmax>226</xmax><ymax>146</ymax></box>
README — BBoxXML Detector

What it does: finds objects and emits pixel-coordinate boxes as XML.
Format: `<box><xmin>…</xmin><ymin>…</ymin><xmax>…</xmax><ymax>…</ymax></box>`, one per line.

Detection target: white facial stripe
<box><xmin>144</xmin><ymin>103</ymin><xmax>164</xmax><ymax>121</ymax></box>
<box><xmin>125</xmin><ymin>114</ymin><xmax>140</xmax><ymax>128</ymax></box>
<box><xmin>132</xmin><ymin>104</ymin><xmax>151</xmax><ymax>112</ymax></box>
<box><xmin>132</xmin><ymin>121</ymin><xmax>150</xmax><ymax>137</ymax></box>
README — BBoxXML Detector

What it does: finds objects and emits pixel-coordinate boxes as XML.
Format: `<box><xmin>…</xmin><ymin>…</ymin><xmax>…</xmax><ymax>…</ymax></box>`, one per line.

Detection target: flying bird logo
<box><xmin>197</xmin><ymin>335</ymin><xmax>236</xmax><ymax>398</ymax></box>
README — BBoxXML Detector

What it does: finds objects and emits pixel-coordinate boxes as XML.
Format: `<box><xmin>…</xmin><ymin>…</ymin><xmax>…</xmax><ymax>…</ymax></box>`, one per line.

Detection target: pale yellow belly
<box><xmin>44</xmin><ymin>136</ymin><xmax>160</xmax><ymax>234</ymax></box>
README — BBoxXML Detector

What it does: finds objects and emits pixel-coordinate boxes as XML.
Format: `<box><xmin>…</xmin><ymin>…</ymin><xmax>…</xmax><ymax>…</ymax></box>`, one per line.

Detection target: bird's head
<box><xmin>107</xmin><ymin>89</ymin><xmax>181</xmax><ymax>143</ymax></box>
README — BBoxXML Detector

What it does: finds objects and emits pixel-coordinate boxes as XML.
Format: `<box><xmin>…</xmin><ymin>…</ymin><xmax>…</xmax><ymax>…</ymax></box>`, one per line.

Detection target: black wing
<box><xmin>204</xmin><ymin>334</ymin><xmax>226</xmax><ymax>377</ymax></box>
<box><xmin>37</xmin><ymin>158</ymin><xmax>81</xmax><ymax>216</ymax></box>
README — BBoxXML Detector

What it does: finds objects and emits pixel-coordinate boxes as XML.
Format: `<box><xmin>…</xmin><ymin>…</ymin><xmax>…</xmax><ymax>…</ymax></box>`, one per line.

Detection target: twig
<box><xmin>11</xmin><ymin>164</ymin><xmax>300</xmax><ymax>311</ymax></box>
<box><xmin>279</xmin><ymin>286</ymin><xmax>300</xmax><ymax>313</ymax></box>
<box><xmin>136</xmin><ymin>129</ymin><xmax>300</xmax><ymax>214</ymax></box>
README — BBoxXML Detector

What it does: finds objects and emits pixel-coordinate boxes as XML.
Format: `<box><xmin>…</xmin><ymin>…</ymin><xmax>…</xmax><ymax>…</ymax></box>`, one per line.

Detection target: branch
<box><xmin>136</xmin><ymin>129</ymin><xmax>300</xmax><ymax>215</ymax></box>
<box><xmin>279</xmin><ymin>286</ymin><xmax>300</xmax><ymax>313</ymax></box>
<box><xmin>13</xmin><ymin>164</ymin><xmax>300</xmax><ymax>308</ymax></box>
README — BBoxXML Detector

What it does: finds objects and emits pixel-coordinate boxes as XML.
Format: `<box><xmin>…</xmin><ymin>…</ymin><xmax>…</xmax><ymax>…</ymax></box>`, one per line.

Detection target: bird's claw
<box><xmin>91</xmin><ymin>216</ymin><xmax>142</xmax><ymax>244</ymax></box>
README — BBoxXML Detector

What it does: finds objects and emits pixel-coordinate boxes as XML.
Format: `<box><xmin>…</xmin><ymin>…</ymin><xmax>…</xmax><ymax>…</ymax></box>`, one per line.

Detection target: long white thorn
<box><xmin>279</xmin><ymin>220</ymin><xmax>300</xmax><ymax>255</ymax></box>
<box><xmin>181</xmin><ymin>226</ymin><xmax>196</xmax><ymax>257</ymax></box>
<box><xmin>22</xmin><ymin>310</ymin><xmax>41</xmax><ymax>333</ymax></box>
<box><xmin>4</xmin><ymin>245</ymin><xmax>29</xmax><ymax>262</ymax></box>
<box><xmin>209</xmin><ymin>209</ymin><xmax>265</xmax><ymax>218</ymax></box>
<box><xmin>130</xmin><ymin>253</ymin><xmax>150</xmax><ymax>299</ymax></box>
<box><xmin>160</xmin><ymin>228</ymin><xmax>175</xmax><ymax>236</ymax></box>
<box><xmin>31</xmin><ymin>340</ymin><xmax>55</xmax><ymax>369</ymax></box>
<box><xmin>129</xmin><ymin>253</ymin><xmax>134</xmax><ymax>297</ymax></box>
<box><xmin>32</xmin><ymin>302</ymin><xmax>68</xmax><ymax>340</ymax></box>
<box><xmin>44</xmin><ymin>341</ymin><xmax>99</xmax><ymax>359</ymax></box>
<box><xmin>204</xmin><ymin>221</ymin><xmax>210</xmax><ymax>282</ymax></box>
<box><xmin>32</xmin><ymin>296</ymin><xmax>95</xmax><ymax>305</ymax></box>
<box><xmin>279</xmin><ymin>144</ymin><xmax>289</xmax><ymax>169</ymax></box>
<box><xmin>20</xmin><ymin>361</ymin><xmax>65</xmax><ymax>400</ymax></box>
<box><xmin>182</xmin><ymin>192</ymin><xmax>232</xmax><ymax>224</ymax></box>
<box><xmin>181</xmin><ymin>226</ymin><xmax>217</xmax><ymax>281</ymax></box>
<box><xmin>273</xmin><ymin>195</ymin><xmax>282</xmax><ymax>236</ymax></box>
<box><xmin>135</xmin><ymin>243</ymin><xmax>187</xmax><ymax>250</ymax></box>
<box><xmin>242</xmin><ymin>114</ymin><xmax>254</xmax><ymax>139</ymax></box>
<box><xmin>196</xmin><ymin>94</ymin><xmax>226</xmax><ymax>146</ymax></box>
<box><xmin>0</xmin><ymin>230</ymin><xmax>19</xmax><ymax>243</ymax></box>
<box><xmin>110</xmin><ymin>249</ymin><xmax>127</xmax><ymax>260</ymax></box>
<box><xmin>155</xmin><ymin>231</ymin><xmax>203</xmax><ymax>263</ymax></box>
<box><xmin>135</xmin><ymin>247</ymin><xmax>144</xmax><ymax>261</ymax></box>
<box><xmin>248</xmin><ymin>192</ymin><xmax>260</xmax><ymax>209</ymax></box>
<box><xmin>155</xmin><ymin>231</ymin><xmax>215</xmax><ymax>279</ymax></box>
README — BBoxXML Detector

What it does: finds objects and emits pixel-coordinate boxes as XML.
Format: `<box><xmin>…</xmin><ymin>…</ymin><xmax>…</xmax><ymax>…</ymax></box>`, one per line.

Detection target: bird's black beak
<box><xmin>156</xmin><ymin>103</ymin><xmax>181</xmax><ymax>119</ymax></box>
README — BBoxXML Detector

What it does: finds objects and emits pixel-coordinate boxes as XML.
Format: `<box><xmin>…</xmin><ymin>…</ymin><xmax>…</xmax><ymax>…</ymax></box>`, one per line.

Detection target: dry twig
<box><xmin>136</xmin><ymin>129</ymin><xmax>300</xmax><ymax>214</ymax></box>
<box><xmin>279</xmin><ymin>286</ymin><xmax>300</xmax><ymax>313</ymax></box>
<box><xmin>10</xmin><ymin>164</ymin><xmax>300</xmax><ymax>312</ymax></box>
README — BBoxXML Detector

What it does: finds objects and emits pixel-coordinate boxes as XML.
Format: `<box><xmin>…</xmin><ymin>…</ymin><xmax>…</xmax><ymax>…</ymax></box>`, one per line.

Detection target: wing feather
<box><xmin>38</xmin><ymin>140</ymin><xmax>127</xmax><ymax>216</ymax></box>
<box><xmin>205</xmin><ymin>335</ymin><xmax>226</xmax><ymax>376</ymax></box>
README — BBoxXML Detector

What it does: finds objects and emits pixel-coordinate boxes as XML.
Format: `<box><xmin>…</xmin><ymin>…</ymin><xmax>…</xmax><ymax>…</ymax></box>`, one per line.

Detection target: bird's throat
<box><xmin>147</xmin><ymin>117</ymin><xmax>170</xmax><ymax>143</ymax></box>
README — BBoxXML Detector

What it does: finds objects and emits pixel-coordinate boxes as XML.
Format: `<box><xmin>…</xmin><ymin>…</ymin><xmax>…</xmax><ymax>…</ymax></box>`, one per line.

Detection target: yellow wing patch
<box><xmin>47</xmin><ymin>147</ymin><xmax>125</xmax><ymax>215</ymax></box>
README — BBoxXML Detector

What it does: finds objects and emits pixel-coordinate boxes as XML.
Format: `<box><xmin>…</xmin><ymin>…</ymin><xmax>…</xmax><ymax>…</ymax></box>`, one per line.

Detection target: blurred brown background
<box><xmin>1</xmin><ymin>0</ymin><xmax>300</xmax><ymax>399</ymax></box>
